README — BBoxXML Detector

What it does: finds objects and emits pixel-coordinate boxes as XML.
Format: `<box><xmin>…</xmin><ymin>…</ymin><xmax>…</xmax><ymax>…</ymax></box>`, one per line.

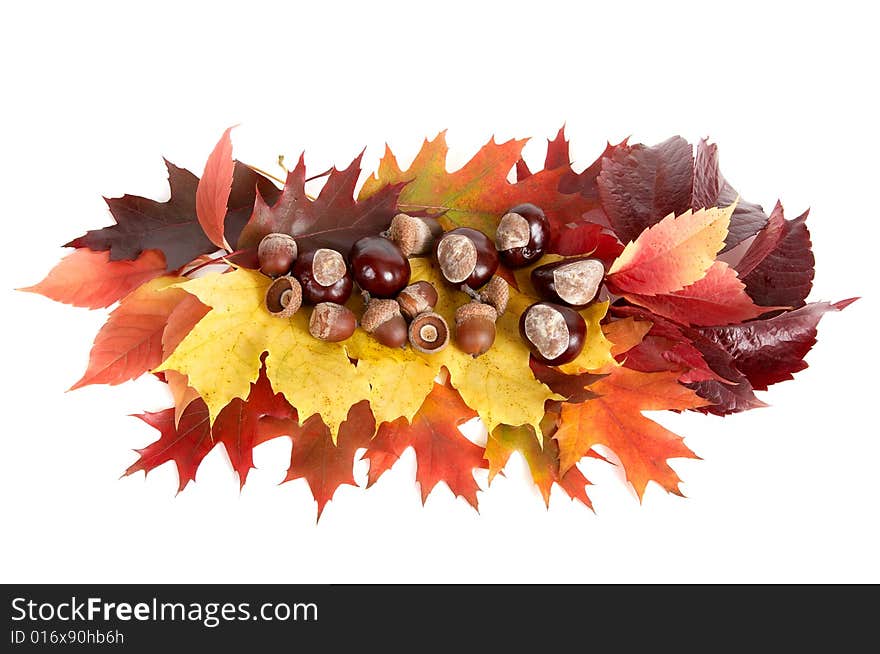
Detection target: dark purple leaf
<box><xmin>735</xmin><ymin>201</ymin><xmax>815</xmax><ymax>309</ymax></box>
<box><xmin>237</xmin><ymin>152</ymin><xmax>404</xmax><ymax>253</ymax></box>
<box><xmin>66</xmin><ymin>161</ymin><xmax>279</xmax><ymax>272</ymax></box>
<box><xmin>697</xmin><ymin>300</ymin><xmax>855</xmax><ymax>391</ymax></box>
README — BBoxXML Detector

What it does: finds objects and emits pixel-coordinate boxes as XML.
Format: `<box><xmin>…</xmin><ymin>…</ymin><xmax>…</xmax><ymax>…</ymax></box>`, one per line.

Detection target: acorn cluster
<box><xmin>257</xmin><ymin>203</ymin><xmax>606</xmax><ymax>363</ymax></box>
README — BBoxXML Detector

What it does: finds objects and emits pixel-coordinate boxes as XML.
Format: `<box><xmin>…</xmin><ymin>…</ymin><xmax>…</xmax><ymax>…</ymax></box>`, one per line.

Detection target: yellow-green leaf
<box><xmin>156</xmin><ymin>268</ymin><xmax>370</xmax><ymax>439</ymax></box>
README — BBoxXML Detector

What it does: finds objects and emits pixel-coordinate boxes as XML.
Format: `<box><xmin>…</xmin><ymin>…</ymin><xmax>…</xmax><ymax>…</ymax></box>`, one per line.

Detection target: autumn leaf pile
<box><xmin>21</xmin><ymin>127</ymin><xmax>853</xmax><ymax>518</ymax></box>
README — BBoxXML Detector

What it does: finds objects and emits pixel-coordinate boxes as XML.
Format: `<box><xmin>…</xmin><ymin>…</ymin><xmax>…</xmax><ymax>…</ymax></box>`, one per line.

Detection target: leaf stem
<box><xmin>184</xmin><ymin>250</ymin><xmax>245</xmax><ymax>276</ymax></box>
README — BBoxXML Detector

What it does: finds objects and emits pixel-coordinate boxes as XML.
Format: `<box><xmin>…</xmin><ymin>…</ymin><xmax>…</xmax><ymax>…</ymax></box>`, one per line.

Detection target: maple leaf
<box><xmin>66</xmin><ymin>160</ymin><xmax>280</xmax><ymax>272</ymax></box>
<box><xmin>555</xmin><ymin>368</ymin><xmax>710</xmax><ymax>498</ymax></box>
<box><xmin>196</xmin><ymin>127</ymin><xmax>235</xmax><ymax>251</ymax></box>
<box><xmin>622</xmin><ymin>261</ymin><xmax>781</xmax><ymax>326</ymax></box>
<box><xmin>486</xmin><ymin>424</ymin><xmax>593</xmax><ymax>508</ymax></box>
<box><xmin>157</xmin><ymin>267</ymin><xmax>370</xmax><ymax>438</ymax></box>
<box><xmin>237</xmin><ymin>152</ymin><xmax>404</xmax><ymax>253</ymax></box>
<box><xmin>358</xmin><ymin>132</ymin><xmax>594</xmax><ymax>239</ymax></box>
<box><xmin>212</xmin><ymin>362</ymin><xmax>295</xmax><ymax>487</ymax></box>
<box><xmin>128</xmin><ymin>400</ymin><xmax>212</xmax><ymax>493</ymax></box>
<box><xmin>283</xmin><ymin>401</ymin><xmax>374</xmax><ymax>520</ymax></box>
<box><xmin>127</xmin><ymin>366</ymin><xmax>294</xmax><ymax>491</ymax></box>
<box><xmin>161</xmin><ymin>294</ymin><xmax>211</xmax><ymax>357</ymax></box>
<box><xmin>734</xmin><ymin>201</ymin><xmax>815</xmax><ymax>309</ymax></box>
<box><xmin>20</xmin><ymin>248</ymin><xmax>166</xmax><ymax>309</ymax></box>
<box><xmin>606</xmin><ymin>205</ymin><xmax>734</xmax><ymax>296</ymax></box>
<box><xmin>514</xmin><ymin>126</ymin><xmax>572</xmax><ymax>181</ymax></box>
<box><xmin>698</xmin><ymin>299</ymin><xmax>855</xmax><ymax>391</ymax></box>
<box><xmin>364</xmin><ymin>383</ymin><xmax>485</xmax><ymax>508</ymax></box>
<box><xmin>70</xmin><ymin>276</ymin><xmax>187</xmax><ymax>390</ymax></box>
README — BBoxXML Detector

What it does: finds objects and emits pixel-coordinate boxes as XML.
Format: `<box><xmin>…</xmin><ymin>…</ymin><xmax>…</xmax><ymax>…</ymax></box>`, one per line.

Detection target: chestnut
<box><xmin>495</xmin><ymin>203</ymin><xmax>550</xmax><ymax>268</ymax></box>
<box><xmin>518</xmin><ymin>301</ymin><xmax>586</xmax><ymax>365</ymax></box>
<box><xmin>530</xmin><ymin>257</ymin><xmax>605</xmax><ymax>308</ymax></box>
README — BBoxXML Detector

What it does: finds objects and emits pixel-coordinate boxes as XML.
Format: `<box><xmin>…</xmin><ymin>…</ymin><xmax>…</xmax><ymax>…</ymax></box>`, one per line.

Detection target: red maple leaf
<box><xmin>126</xmin><ymin>366</ymin><xmax>294</xmax><ymax>491</ymax></box>
<box><xmin>282</xmin><ymin>401</ymin><xmax>375</xmax><ymax>520</ymax></box>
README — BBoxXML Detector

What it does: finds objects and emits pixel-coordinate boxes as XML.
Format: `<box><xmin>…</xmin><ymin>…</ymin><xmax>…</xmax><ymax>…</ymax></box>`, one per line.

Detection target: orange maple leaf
<box><xmin>364</xmin><ymin>382</ymin><xmax>486</xmax><ymax>508</ymax></box>
<box><xmin>20</xmin><ymin>248</ymin><xmax>166</xmax><ymax>309</ymax></box>
<box><xmin>358</xmin><ymin>131</ymin><xmax>594</xmax><ymax>238</ymax></box>
<box><xmin>486</xmin><ymin>424</ymin><xmax>596</xmax><ymax>509</ymax></box>
<box><xmin>555</xmin><ymin>368</ymin><xmax>710</xmax><ymax>499</ymax></box>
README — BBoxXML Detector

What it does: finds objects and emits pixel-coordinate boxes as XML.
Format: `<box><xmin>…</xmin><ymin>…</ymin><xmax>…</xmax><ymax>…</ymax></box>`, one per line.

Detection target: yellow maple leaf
<box><xmin>156</xmin><ymin>267</ymin><xmax>370</xmax><ymax>439</ymax></box>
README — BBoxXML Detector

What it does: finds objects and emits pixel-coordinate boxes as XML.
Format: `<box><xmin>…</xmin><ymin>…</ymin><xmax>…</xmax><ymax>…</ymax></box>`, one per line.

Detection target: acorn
<box><xmin>530</xmin><ymin>257</ymin><xmax>605</xmax><ymax>308</ymax></box>
<box><xmin>435</xmin><ymin>227</ymin><xmax>499</xmax><ymax>289</ymax></box>
<box><xmin>454</xmin><ymin>302</ymin><xmax>497</xmax><ymax>357</ymax></box>
<box><xmin>388</xmin><ymin>213</ymin><xmax>444</xmax><ymax>257</ymax></box>
<box><xmin>309</xmin><ymin>302</ymin><xmax>356</xmax><ymax>342</ymax></box>
<box><xmin>495</xmin><ymin>203</ymin><xmax>550</xmax><ymax>268</ymax></box>
<box><xmin>479</xmin><ymin>276</ymin><xmax>509</xmax><ymax>316</ymax></box>
<box><xmin>519</xmin><ymin>301</ymin><xmax>586</xmax><ymax>365</ymax></box>
<box><xmin>265</xmin><ymin>275</ymin><xmax>302</xmax><ymax>318</ymax></box>
<box><xmin>408</xmin><ymin>311</ymin><xmax>450</xmax><ymax>354</ymax></box>
<box><xmin>258</xmin><ymin>233</ymin><xmax>298</xmax><ymax>277</ymax></box>
<box><xmin>396</xmin><ymin>281</ymin><xmax>439</xmax><ymax>320</ymax></box>
<box><xmin>361</xmin><ymin>298</ymin><xmax>408</xmax><ymax>348</ymax></box>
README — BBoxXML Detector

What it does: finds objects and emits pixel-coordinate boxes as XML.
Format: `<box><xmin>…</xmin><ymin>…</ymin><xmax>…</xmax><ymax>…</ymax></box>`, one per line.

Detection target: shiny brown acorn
<box><xmin>361</xmin><ymin>298</ymin><xmax>408</xmax><ymax>348</ymax></box>
<box><xmin>258</xmin><ymin>233</ymin><xmax>298</xmax><ymax>277</ymax></box>
<box><xmin>454</xmin><ymin>302</ymin><xmax>497</xmax><ymax>357</ymax></box>
<box><xmin>309</xmin><ymin>302</ymin><xmax>357</xmax><ymax>342</ymax></box>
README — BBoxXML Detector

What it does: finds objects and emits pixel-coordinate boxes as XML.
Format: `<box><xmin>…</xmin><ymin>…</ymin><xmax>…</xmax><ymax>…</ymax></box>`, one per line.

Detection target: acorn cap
<box><xmin>408</xmin><ymin>311</ymin><xmax>449</xmax><ymax>354</ymax></box>
<box><xmin>265</xmin><ymin>275</ymin><xmax>302</xmax><ymax>318</ymax></box>
<box><xmin>360</xmin><ymin>298</ymin><xmax>402</xmax><ymax>333</ymax></box>
<box><xmin>455</xmin><ymin>301</ymin><xmax>497</xmax><ymax>325</ymax></box>
<box><xmin>480</xmin><ymin>276</ymin><xmax>509</xmax><ymax>315</ymax></box>
<box><xmin>389</xmin><ymin>213</ymin><xmax>441</xmax><ymax>257</ymax></box>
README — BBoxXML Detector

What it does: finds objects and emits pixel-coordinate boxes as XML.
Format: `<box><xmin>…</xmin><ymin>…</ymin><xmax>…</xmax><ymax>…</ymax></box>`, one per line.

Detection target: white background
<box><xmin>1</xmin><ymin>1</ymin><xmax>877</xmax><ymax>583</ymax></box>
